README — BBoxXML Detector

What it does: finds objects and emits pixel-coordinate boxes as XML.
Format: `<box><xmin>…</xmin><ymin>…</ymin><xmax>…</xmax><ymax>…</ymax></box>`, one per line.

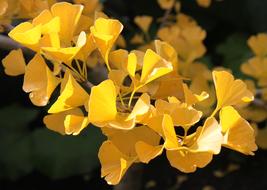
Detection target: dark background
<box><xmin>1</xmin><ymin>0</ymin><xmax>267</xmax><ymax>189</ymax></box>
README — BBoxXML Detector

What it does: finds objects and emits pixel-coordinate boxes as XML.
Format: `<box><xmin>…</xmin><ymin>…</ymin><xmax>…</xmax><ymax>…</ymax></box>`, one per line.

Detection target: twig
<box><xmin>159</xmin><ymin>6</ymin><xmax>173</xmax><ymax>29</ymax></box>
<box><xmin>82</xmin><ymin>80</ymin><xmax>94</xmax><ymax>89</ymax></box>
<box><xmin>256</xmin><ymin>89</ymin><xmax>263</xmax><ymax>96</ymax></box>
<box><xmin>0</xmin><ymin>34</ymin><xmax>21</xmax><ymax>50</ymax></box>
<box><xmin>1</xmin><ymin>24</ymin><xmax>14</xmax><ymax>33</ymax></box>
<box><xmin>253</xmin><ymin>98</ymin><xmax>267</xmax><ymax>110</ymax></box>
<box><xmin>0</xmin><ymin>34</ymin><xmax>33</xmax><ymax>55</ymax></box>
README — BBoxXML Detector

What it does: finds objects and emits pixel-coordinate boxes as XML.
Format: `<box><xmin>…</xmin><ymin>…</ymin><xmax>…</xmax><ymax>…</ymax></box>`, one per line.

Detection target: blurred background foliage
<box><xmin>1</xmin><ymin>0</ymin><xmax>267</xmax><ymax>189</ymax></box>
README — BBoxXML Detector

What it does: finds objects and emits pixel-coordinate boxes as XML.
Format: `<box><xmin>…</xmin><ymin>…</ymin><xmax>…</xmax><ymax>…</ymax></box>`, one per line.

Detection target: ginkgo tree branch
<box><xmin>0</xmin><ymin>34</ymin><xmax>33</xmax><ymax>55</ymax></box>
<box><xmin>160</xmin><ymin>8</ymin><xmax>173</xmax><ymax>28</ymax></box>
<box><xmin>0</xmin><ymin>34</ymin><xmax>21</xmax><ymax>50</ymax></box>
<box><xmin>159</xmin><ymin>1</ymin><xmax>175</xmax><ymax>29</ymax></box>
<box><xmin>1</xmin><ymin>23</ymin><xmax>14</xmax><ymax>33</ymax></box>
<box><xmin>0</xmin><ymin>32</ymin><xmax>94</xmax><ymax>89</ymax></box>
<box><xmin>253</xmin><ymin>98</ymin><xmax>267</xmax><ymax>110</ymax></box>
<box><xmin>82</xmin><ymin>80</ymin><xmax>94</xmax><ymax>89</ymax></box>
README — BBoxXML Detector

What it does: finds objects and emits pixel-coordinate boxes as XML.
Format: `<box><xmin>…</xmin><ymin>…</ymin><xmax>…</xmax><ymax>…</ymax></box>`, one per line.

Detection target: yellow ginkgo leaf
<box><xmin>248</xmin><ymin>33</ymin><xmax>267</xmax><ymax>57</ymax></box>
<box><xmin>140</xmin><ymin>49</ymin><xmax>173</xmax><ymax>85</ymax></box>
<box><xmin>23</xmin><ymin>54</ymin><xmax>60</xmax><ymax>106</ymax></box>
<box><xmin>42</xmin><ymin>31</ymin><xmax>87</xmax><ymax>64</ymax></box>
<box><xmin>108</xmin><ymin>70</ymin><xmax>127</xmax><ymax>87</ymax></box>
<box><xmin>166</xmin><ymin>117</ymin><xmax>222</xmax><ymax>173</ymax></box>
<box><xmin>89</xmin><ymin>79</ymin><xmax>151</xmax><ymax>130</ymax></box>
<box><xmin>190</xmin><ymin>74</ymin><xmax>216</xmax><ymax>116</ymax></box>
<box><xmin>127</xmin><ymin>52</ymin><xmax>137</xmax><ymax>78</ymax></box>
<box><xmin>75</xmin><ymin>33</ymin><xmax>96</xmax><ymax>61</ymax></box>
<box><xmin>183</xmin><ymin>83</ymin><xmax>209</xmax><ymax>106</ymax></box>
<box><xmin>74</xmin><ymin>0</ymin><xmax>101</xmax><ymax>16</ymax></box>
<box><xmin>180</xmin><ymin>27</ymin><xmax>206</xmax><ymax>61</ymax></box>
<box><xmin>130</xmin><ymin>34</ymin><xmax>144</xmax><ymax>44</ymax></box>
<box><xmin>213</xmin><ymin>71</ymin><xmax>254</xmax><ymax>112</ymax></box>
<box><xmin>135</xmin><ymin>142</ymin><xmax>164</xmax><ymax>163</ymax></box>
<box><xmin>42</xmin><ymin>46</ymin><xmax>82</xmax><ymax>63</ymax></box>
<box><xmin>32</xmin><ymin>9</ymin><xmax>53</xmax><ymax>26</ymax></box>
<box><xmin>2</xmin><ymin>49</ymin><xmax>26</xmax><ymax>76</ymax></box>
<box><xmin>0</xmin><ymin>0</ymin><xmax>8</xmax><ymax>16</ymax></box>
<box><xmin>109</xmin><ymin>49</ymin><xmax>128</xmax><ymax>70</ymax></box>
<box><xmin>90</xmin><ymin>17</ymin><xmax>123</xmax><ymax>67</ymax></box>
<box><xmin>23</xmin><ymin>0</ymin><xmax>48</xmax><ymax>14</ymax></box>
<box><xmin>94</xmin><ymin>11</ymin><xmax>109</xmax><ymax>20</ymax></box>
<box><xmin>172</xmin><ymin>107</ymin><xmax>202</xmax><ymax>129</ymax></box>
<box><xmin>256</xmin><ymin>126</ymin><xmax>267</xmax><ymax>149</ymax></box>
<box><xmin>167</xmin><ymin>149</ymin><xmax>213</xmax><ymax>173</ymax></box>
<box><xmin>157</xmin><ymin>25</ymin><xmax>180</xmax><ymax>45</ymax></box>
<box><xmin>190</xmin><ymin>117</ymin><xmax>223</xmax><ymax>154</ymax></box>
<box><xmin>157</xmin><ymin>15</ymin><xmax>207</xmax><ymax>63</ymax></box>
<box><xmin>174</xmin><ymin>1</ymin><xmax>181</xmax><ymax>12</ymax></box>
<box><xmin>108</xmin><ymin>93</ymin><xmax>151</xmax><ymax>130</ymax></box>
<box><xmin>32</xmin><ymin>9</ymin><xmax>60</xmax><ymax>34</ymax></box>
<box><xmin>196</xmin><ymin>0</ymin><xmax>211</xmax><ymax>8</ymax></box>
<box><xmin>185</xmin><ymin>62</ymin><xmax>212</xmax><ymax>80</ymax></box>
<box><xmin>155</xmin><ymin>98</ymin><xmax>202</xmax><ymax>129</ymax></box>
<box><xmin>134</xmin><ymin>15</ymin><xmax>153</xmax><ymax>33</ymax></box>
<box><xmin>148</xmin><ymin>73</ymin><xmax>184</xmax><ymax>100</ymax></box>
<box><xmin>75</xmin><ymin>14</ymin><xmax>94</xmax><ymax>34</ymax></box>
<box><xmin>131</xmin><ymin>50</ymin><xmax>145</xmax><ymax>70</ymax></box>
<box><xmin>237</xmin><ymin>105</ymin><xmax>267</xmax><ymax>123</ymax></box>
<box><xmin>43</xmin><ymin>108</ymin><xmax>84</xmax><ymax>135</ymax></box>
<box><xmin>0</xmin><ymin>25</ymin><xmax>4</xmax><ymax>33</ymax></box>
<box><xmin>88</xmin><ymin>79</ymin><xmax>117</xmax><ymax>124</ymax></box>
<box><xmin>64</xmin><ymin>114</ymin><xmax>89</xmax><ymax>135</ymax></box>
<box><xmin>157</xmin><ymin>0</ymin><xmax>175</xmax><ymax>10</ymax></box>
<box><xmin>51</xmin><ymin>2</ymin><xmax>83</xmax><ymax>43</ymax></box>
<box><xmin>106</xmin><ymin>126</ymin><xmax>160</xmax><ymax>158</ymax></box>
<box><xmin>127</xmin><ymin>93</ymin><xmax>150</xmax><ymax>122</ymax></box>
<box><xmin>39</xmin><ymin>32</ymin><xmax>60</xmax><ymax>49</ymax></box>
<box><xmin>8</xmin><ymin>22</ymin><xmax>42</xmax><ymax>51</ymax></box>
<box><xmin>108</xmin><ymin>114</ymin><xmax>136</xmax><ymax>130</ymax></box>
<box><xmin>147</xmin><ymin>115</ymin><xmax>165</xmax><ymax>135</ymax></box>
<box><xmin>98</xmin><ymin>140</ymin><xmax>135</xmax><ymax>185</ymax></box>
<box><xmin>109</xmin><ymin>49</ymin><xmax>146</xmax><ymax>77</ymax></box>
<box><xmin>162</xmin><ymin>114</ymin><xmax>179</xmax><ymax>150</ymax></box>
<box><xmin>155</xmin><ymin>98</ymin><xmax>179</xmax><ymax>115</ymax></box>
<box><xmin>155</xmin><ymin>40</ymin><xmax>178</xmax><ymax>72</ymax></box>
<box><xmin>220</xmin><ymin>106</ymin><xmax>257</xmax><ymax>155</ymax></box>
<box><xmin>241</xmin><ymin>57</ymin><xmax>267</xmax><ymax>80</ymax></box>
<box><xmin>116</xmin><ymin>35</ymin><xmax>126</xmax><ymax>48</ymax></box>
<box><xmin>48</xmin><ymin>70</ymin><xmax>89</xmax><ymax>113</ymax></box>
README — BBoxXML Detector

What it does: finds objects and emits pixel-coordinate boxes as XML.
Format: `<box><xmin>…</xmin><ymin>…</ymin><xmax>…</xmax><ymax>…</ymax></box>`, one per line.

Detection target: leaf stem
<box><xmin>128</xmin><ymin>89</ymin><xmax>136</xmax><ymax>108</ymax></box>
<box><xmin>210</xmin><ymin>106</ymin><xmax>221</xmax><ymax>118</ymax></box>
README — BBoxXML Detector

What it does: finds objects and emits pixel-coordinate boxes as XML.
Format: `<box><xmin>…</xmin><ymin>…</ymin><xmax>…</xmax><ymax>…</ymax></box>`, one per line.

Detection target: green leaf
<box><xmin>0</xmin><ymin>135</ymin><xmax>33</xmax><ymax>180</ymax></box>
<box><xmin>216</xmin><ymin>34</ymin><xmax>252</xmax><ymax>78</ymax></box>
<box><xmin>199</xmin><ymin>55</ymin><xmax>213</xmax><ymax>69</ymax></box>
<box><xmin>0</xmin><ymin>104</ymin><xmax>39</xmax><ymax>180</ymax></box>
<box><xmin>0</xmin><ymin>104</ymin><xmax>38</xmax><ymax>132</ymax></box>
<box><xmin>32</xmin><ymin>126</ymin><xmax>105</xmax><ymax>179</ymax></box>
<box><xmin>0</xmin><ymin>104</ymin><xmax>104</xmax><ymax>180</ymax></box>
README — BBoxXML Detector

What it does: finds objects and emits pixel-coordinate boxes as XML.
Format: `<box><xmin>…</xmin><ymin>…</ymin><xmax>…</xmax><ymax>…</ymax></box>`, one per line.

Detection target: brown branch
<box><xmin>82</xmin><ymin>80</ymin><xmax>94</xmax><ymax>89</ymax></box>
<box><xmin>0</xmin><ymin>34</ymin><xmax>21</xmax><ymax>50</ymax></box>
<box><xmin>0</xmin><ymin>34</ymin><xmax>33</xmax><ymax>55</ymax></box>
<box><xmin>1</xmin><ymin>24</ymin><xmax>14</xmax><ymax>33</ymax></box>
<box><xmin>159</xmin><ymin>6</ymin><xmax>173</xmax><ymax>29</ymax></box>
<box><xmin>0</xmin><ymin>34</ymin><xmax>95</xmax><ymax>91</ymax></box>
<box><xmin>252</xmin><ymin>98</ymin><xmax>267</xmax><ymax>110</ymax></box>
